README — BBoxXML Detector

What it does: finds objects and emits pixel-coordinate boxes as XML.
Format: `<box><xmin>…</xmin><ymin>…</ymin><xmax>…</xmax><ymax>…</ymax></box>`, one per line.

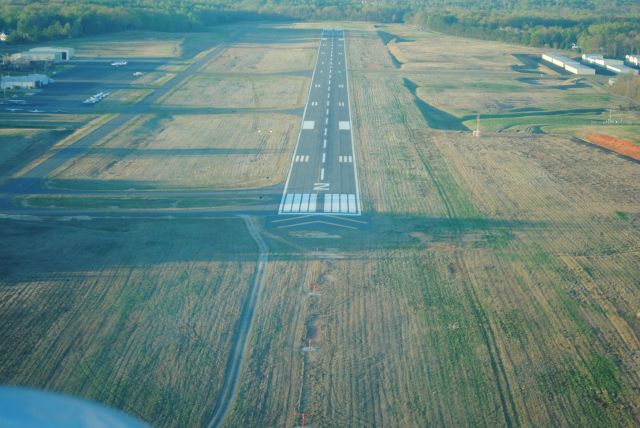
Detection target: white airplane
<box><xmin>132</xmin><ymin>71</ymin><xmax>145</xmax><ymax>76</ymax></box>
<box><xmin>111</xmin><ymin>60</ymin><xmax>128</xmax><ymax>67</ymax></box>
<box><xmin>5</xmin><ymin>108</ymin><xmax>22</xmax><ymax>112</ymax></box>
<box><xmin>29</xmin><ymin>109</ymin><xmax>44</xmax><ymax>113</ymax></box>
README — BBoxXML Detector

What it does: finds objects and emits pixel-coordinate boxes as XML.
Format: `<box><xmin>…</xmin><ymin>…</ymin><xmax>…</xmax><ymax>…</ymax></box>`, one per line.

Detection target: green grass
<box><xmin>403</xmin><ymin>78</ymin><xmax>469</xmax><ymax>131</ymax></box>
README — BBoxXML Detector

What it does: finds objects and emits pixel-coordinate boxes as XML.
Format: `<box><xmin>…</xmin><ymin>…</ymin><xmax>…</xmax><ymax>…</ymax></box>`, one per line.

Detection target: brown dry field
<box><xmin>227</xmin><ymin>24</ymin><xmax>640</xmax><ymax>427</ymax></box>
<box><xmin>49</xmin><ymin>113</ymin><xmax>298</xmax><ymax>189</ymax></box>
<box><xmin>0</xmin><ymin>22</ymin><xmax>638</xmax><ymax>428</ymax></box>
<box><xmin>204</xmin><ymin>46</ymin><xmax>316</xmax><ymax>73</ymax></box>
<box><xmin>162</xmin><ymin>74</ymin><xmax>310</xmax><ymax>109</ymax></box>
<box><xmin>59</xmin><ymin>30</ymin><xmax>232</xmax><ymax>59</ymax></box>
<box><xmin>0</xmin><ymin>218</ymin><xmax>257</xmax><ymax>427</ymax></box>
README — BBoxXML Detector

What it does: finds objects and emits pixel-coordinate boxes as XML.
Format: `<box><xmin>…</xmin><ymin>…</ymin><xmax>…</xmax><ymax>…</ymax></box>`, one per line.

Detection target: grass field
<box><xmin>204</xmin><ymin>46</ymin><xmax>316</xmax><ymax>74</ymax></box>
<box><xmin>58</xmin><ymin>30</ymin><xmax>232</xmax><ymax>59</ymax></box>
<box><xmin>0</xmin><ymin>21</ymin><xmax>638</xmax><ymax>428</ymax></box>
<box><xmin>225</xmin><ymin>22</ymin><xmax>640</xmax><ymax>427</ymax></box>
<box><xmin>49</xmin><ymin>113</ymin><xmax>298</xmax><ymax>190</ymax></box>
<box><xmin>0</xmin><ymin>128</ymin><xmax>70</xmax><ymax>179</ymax></box>
<box><xmin>162</xmin><ymin>74</ymin><xmax>310</xmax><ymax>109</ymax></box>
<box><xmin>0</xmin><ymin>218</ymin><xmax>257</xmax><ymax>427</ymax></box>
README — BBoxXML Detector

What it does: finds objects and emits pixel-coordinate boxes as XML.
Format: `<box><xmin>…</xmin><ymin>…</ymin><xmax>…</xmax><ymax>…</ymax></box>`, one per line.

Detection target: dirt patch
<box><xmin>585</xmin><ymin>133</ymin><xmax>640</xmax><ymax>161</ymax></box>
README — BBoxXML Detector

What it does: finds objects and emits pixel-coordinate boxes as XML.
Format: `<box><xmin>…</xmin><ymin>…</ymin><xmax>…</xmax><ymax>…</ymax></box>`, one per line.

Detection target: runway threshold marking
<box><xmin>278</xmin><ymin>29</ymin><xmax>361</xmax><ymax>217</ymax></box>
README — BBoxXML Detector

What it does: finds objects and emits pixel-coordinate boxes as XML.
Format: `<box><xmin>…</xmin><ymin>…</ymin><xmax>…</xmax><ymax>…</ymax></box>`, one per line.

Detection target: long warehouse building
<box><xmin>582</xmin><ymin>53</ymin><xmax>638</xmax><ymax>75</ymax></box>
<box><xmin>0</xmin><ymin>74</ymin><xmax>51</xmax><ymax>89</ymax></box>
<box><xmin>541</xmin><ymin>53</ymin><xmax>595</xmax><ymax>75</ymax></box>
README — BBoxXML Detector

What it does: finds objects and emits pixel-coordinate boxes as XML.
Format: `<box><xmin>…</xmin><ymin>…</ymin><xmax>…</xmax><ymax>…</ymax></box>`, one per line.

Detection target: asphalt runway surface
<box><xmin>278</xmin><ymin>29</ymin><xmax>361</xmax><ymax>216</ymax></box>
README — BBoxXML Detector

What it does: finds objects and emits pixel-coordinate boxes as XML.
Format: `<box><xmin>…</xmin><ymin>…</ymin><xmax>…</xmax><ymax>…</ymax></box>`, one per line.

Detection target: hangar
<box><xmin>1</xmin><ymin>74</ymin><xmax>51</xmax><ymax>89</ymax></box>
<box><xmin>541</xmin><ymin>53</ymin><xmax>595</xmax><ymax>75</ymax></box>
<box><xmin>10</xmin><ymin>46</ymin><xmax>74</xmax><ymax>63</ymax></box>
<box><xmin>582</xmin><ymin>53</ymin><xmax>638</xmax><ymax>75</ymax></box>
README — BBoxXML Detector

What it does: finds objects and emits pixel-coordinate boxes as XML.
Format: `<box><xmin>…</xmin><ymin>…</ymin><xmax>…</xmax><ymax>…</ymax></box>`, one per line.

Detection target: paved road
<box><xmin>278</xmin><ymin>29</ymin><xmax>361</xmax><ymax>216</ymax></box>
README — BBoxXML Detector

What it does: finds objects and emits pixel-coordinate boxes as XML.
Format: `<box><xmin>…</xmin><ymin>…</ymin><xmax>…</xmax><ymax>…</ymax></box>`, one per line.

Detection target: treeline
<box><xmin>407</xmin><ymin>11</ymin><xmax>640</xmax><ymax>57</ymax></box>
<box><xmin>1</xmin><ymin>0</ymin><xmax>640</xmax><ymax>59</ymax></box>
<box><xmin>0</xmin><ymin>0</ymin><xmax>409</xmax><ymax>43</ymax></box>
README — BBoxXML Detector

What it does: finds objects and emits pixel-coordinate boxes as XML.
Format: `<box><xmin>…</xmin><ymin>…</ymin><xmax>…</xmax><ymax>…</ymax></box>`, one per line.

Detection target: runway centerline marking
<box><xmin>279</xmin><ymin>29</ymin><xmax>361</xmax><ymax>217</ymax></box>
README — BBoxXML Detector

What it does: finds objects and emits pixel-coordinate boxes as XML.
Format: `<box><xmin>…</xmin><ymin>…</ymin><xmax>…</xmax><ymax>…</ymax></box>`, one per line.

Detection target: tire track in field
<box><xmin>206</xmin><ymin>215</ymin><xmax>268</xmax><ymax>428</ymax></box>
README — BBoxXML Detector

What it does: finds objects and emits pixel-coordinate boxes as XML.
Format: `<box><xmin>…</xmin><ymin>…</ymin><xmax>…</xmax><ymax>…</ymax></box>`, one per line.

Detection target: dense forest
<box><xmin>408</xmin><ymin>11</ymin><xmax>640</xmax><ymax>57</ymax></box>
<box><xmin>1</xmin><ymin>1</ymin><xmax>639</xmax><ymax>58</ymax></box>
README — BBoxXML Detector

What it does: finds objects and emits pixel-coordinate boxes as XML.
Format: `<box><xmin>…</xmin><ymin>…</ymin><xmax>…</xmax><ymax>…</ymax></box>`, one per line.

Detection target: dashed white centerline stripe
<box><xmin>280</xmin><ymin>29</ymin><xmax>360</xmax><ymax>216</ymax></box>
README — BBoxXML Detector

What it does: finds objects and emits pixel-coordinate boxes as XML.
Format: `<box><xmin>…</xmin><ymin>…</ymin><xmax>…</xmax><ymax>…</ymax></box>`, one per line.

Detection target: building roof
<box><xmin>1</xmin><ymin>74</ymin><xmax>49</xmax><ymax>83</ymax></box>
<box><xmin>29</xmin><ymin>46</ymin><xmax>73</xmax><ymax>52</ymax></box>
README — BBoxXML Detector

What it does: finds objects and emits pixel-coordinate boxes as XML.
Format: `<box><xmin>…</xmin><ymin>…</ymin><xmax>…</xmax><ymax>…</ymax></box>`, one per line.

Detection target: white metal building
<box><xmin>626</xmin><ymin>54</ymin><xmax>640</xmax><ymax>67</ymax></box>
<box><xmin>582</xmin><ymin>53</ymin><xmax>638</xmax><ymax>75</ymax></box>
<box><xmin>1</xmin><ymin>74</ymin><xmax>51</xmax><ymax>89</ymax></box>
<box><xmin>29</xmin><ymin>47</ymin><xmax>74</xmax><ymax>61</ymax></box>
<box><xmin>10</xmin><ymin>46</ymin><xmax>74</xmax><ymax>63</ymax></box>
<box><xmin>541</xmin><ymin>53</ymin><xmax>595</xmax><ymax>75</ymax></box>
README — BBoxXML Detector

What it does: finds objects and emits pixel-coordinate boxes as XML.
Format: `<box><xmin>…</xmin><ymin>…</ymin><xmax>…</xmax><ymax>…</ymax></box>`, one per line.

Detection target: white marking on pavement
<box><xmin>348</xmin><ymin>194</ymin><xmax>356</xmax><ymax>213</ymax></box>
<box><xmin>283</xmin><ymin>193</ymin><xmax>294</xmax><ymax>212</ymax></box>
<box><xmin>302</xmin><ymin>121</ymin><xmax>315</xmax><ymax>130</ymax></box>
<box><xmin>320</xmin><ymin>168</ymin><xmax>325</xmax><ymax>180</ymax></box>
<box><xmin>308</xmin><ymin>193</ymin><xmax>318</xmax><ymax>212</ymax></box>
<box><xmin>339</xmin><ymin>121</ymin><xmax>351</xmax><ymax>130</ymax></box>
<box><xmin>292</xmin><ymin>193</ymin><xmax>302</xmax><ymax>212</ymax></box>
<box><xmin>332</xmin><ymin>194</ymin><xmax>340</xmax><ymax>213</ymax></box>
<box><xmin>322</xmin><ymin>153</ymin><xmax>326</xmax><ymax>163</ymax></box>
<box><xmin>340</xmin><ymin>194</ymin><xmax>348</xmax><ymax>213</ymax></box>
<box><xmin>300</xmin><ymin>193</ymin><xmax>310</xmax><ymax>212</ymax></box>
<box><xmin>323</xmin><ymin>194</ymin><xmax>332</xmax><ymax>212</ymax></box>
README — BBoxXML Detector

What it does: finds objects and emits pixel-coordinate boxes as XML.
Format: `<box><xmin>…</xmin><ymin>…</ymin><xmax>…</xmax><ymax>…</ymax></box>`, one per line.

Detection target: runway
<box><xmin>278</xmin><ymin>29</ymin><xmax>361</xmax><ymax>216</ymax></box>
